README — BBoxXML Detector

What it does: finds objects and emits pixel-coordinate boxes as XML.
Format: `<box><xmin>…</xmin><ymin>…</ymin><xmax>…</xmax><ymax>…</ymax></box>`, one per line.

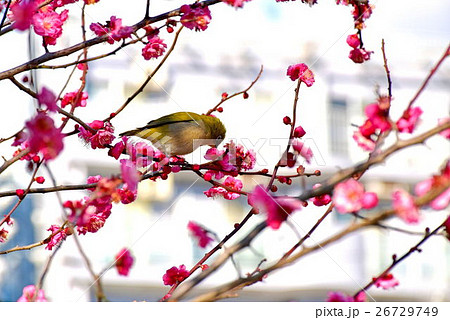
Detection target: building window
<box><xmin>328</xmin><ymin>97</ymin><xmax>348</xmax><ymax>157</ymax></box>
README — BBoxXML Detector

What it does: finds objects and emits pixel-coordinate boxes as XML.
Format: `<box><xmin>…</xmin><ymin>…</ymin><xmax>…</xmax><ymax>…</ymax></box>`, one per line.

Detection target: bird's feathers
<box><xmin>120</xmin><ymin>112</ymin><xmax>226</xmax><ymax>156</ymax></box>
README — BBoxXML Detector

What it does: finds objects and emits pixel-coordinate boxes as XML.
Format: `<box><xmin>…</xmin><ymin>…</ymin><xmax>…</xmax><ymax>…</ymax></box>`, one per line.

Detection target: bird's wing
<box><xmin>144</xmin><ymin>112</ymin><xmax>198</xmax><ymax>129</ymax></box>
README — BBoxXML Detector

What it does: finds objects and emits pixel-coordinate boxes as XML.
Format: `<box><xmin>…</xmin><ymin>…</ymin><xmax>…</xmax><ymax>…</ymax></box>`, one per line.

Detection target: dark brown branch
<box><xmin>186</xmin><ymin>181</ymin><xmax>450</xmax><ymax>302</ymax></box>
<box><xmin>0</xmin><ymin>0</ymin><xmax>222</xmax><ymax>81</ymax></box>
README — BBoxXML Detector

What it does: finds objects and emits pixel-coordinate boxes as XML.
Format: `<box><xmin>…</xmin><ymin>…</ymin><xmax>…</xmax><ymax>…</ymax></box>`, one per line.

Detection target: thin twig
<box><xmin>105</xmin><ymin>26</ymin><xmax>184</xmax><ymax>122</ymax></box>
<box><xmin>353</xmin><ymin>219</ymin><xmax>447</xmax><ymax>298</ymax></box>
<box><xmin>407</xmin><ymin>44</ymin><xmax>450</xmax><ymax>109</ymax></box>
<box><xmin>185</xmin><ymin>181</ymin><xmax>449</xmax><ymax>302</ymax></box>
<box><xmin>205</xmin><ymin>65</ymin><xmax>263</xmax><ymax>116</ymax></box>
<box><xmin>0</xmin><ymin>0</ymin><xmax>222</xmax><ymax>81</ymax></box>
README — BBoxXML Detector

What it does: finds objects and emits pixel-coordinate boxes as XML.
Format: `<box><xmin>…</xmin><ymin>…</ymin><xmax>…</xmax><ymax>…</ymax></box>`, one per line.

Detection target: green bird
<box><xmin>120</xmin><ymin>112</ymin><xmax>226</xmax><ymax>156</ymax></box>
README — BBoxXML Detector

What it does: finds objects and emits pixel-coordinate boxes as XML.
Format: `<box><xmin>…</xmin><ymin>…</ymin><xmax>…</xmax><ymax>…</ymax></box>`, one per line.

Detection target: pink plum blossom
<box><xmin>90</xmin><ymin>16</ymin><xmax>133</xmax><ymax>44</ymax></box>
<box><xmin>120</xmin><ymin>159</ymin><xmax>140</xmax><ymax>193</ymax></box>
<box><xmin>45</xmin><ymin>225</ymin><xmax>69</xmax><ymax>250</ymax></box>
<box><xmin>180</xmin><ymin>4</ymin><xmax>212</xmax><ymax>31</ymax></box>
<box><xmin>61</xmin><ymin>91</ymin><xmax>88</xmax><ymax>108</ymax></box>
<box><xmin>187</xmin><ymin>221</ymin><xmax>214</xmax><ymax>248</ymax></box>
<box><xmin>248</xmin><ymin>185</ymin><xmax>302</xmax><ymax>230</ymax></box>
<box><xmin>286</xmin><ymin>63</ymin><xmax>315</xmax><ymax>86</ymax></box>
<box><xmin>163</xmin><ymin>265</ymin><xmax>190</xmax><ymax>286</ymax></box>
<box><xmin>392</xmin><ymin>189</ymin><xmax>420</xmax><ymax>224</ymax></box>
<box><xmin>115</xmin><ymin>248</ymin><xmax>134</xmax><ymax>276</ymax></box>
<box><xmin>17</xmin><ymin>285</ymin><xmax>47</xmax><ymax>302</ymax></box>
<box><xmin>222</xmin><ymin>0</ymin><xmax>251</xmax><ymax>8</ymax></box>
<box><xmin>373</xmin><ymin>273</ymin><xmax>399</xmax><ymax>290</ymax></box>
<box><xmin>78</xmin><ymin>120</ymin><xmax>115</xmax><ymax>149</ymax></box>
<box><xmin>142</xmin><ymin>36</ymin><xmax>167</xmax><ymax>60</ymax></box>
<box><xmin>396</xmin><ymin>107</ymin><xmax>423</xmax><ymax>133</ymax></box>
<box><xmin>311</xmin><ymin>184</ymin><xmax>332</xmax><ymax>207</ymax></box>
<box><xmin>292</xmin><ymin>139</ymin><xmax>313</xmax><ymax>164</ymax></box>
<box><xmin>37</xmin><ymin>87</ymin><xmax>58</xmax><ymax>112</ymax></box>
<box><xmin>332</xmin><ymin>179</ymin><xmax>378</xmax><ymax>213</ymax></box>
<box><xmin>32</xmin><ymin>8</ymin><xmax>68</xmax><ymax>46</ymax></box>
<box><xmin>346</xmin><ymin>34</ymin><xmax>360</xmax><ymax>48</ymax></box>
<box><xmin>25</xmin><ymin>112</ymin><xmax>64</xmax><ymax>160</ymax></box>
<box><xmin>11</xmin><ymin>0</ymin><xmax>38</xmax><ymax>31</ymax></box>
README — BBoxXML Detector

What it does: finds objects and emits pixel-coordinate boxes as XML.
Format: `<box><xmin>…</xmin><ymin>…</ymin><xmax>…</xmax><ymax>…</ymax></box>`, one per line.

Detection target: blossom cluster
<box><xmin>45</xmin><ymin>166</ymin><xmax>139</xmax><ymax>247</ymax></box>
<box><xmin>11</xmin><ymin>0</ymin><xmax>70</xmax><ymax>46</ymax></box>
<box><xmin>346</xmin><ymin>33</ymin><xmax>372</xmax><ymax>64</ymax></box>
<box><xmin>0</xmin><ymin>216</ymin><xmax>13</xmax><ymax>243</ymax></box>
<box><xmin>180</xmin><ymin>4</ymin><xmax>212</xmax><ymax>31</ymax></box>
<box><xmin>78</xmin><ymin>120</ymin><xmax>115</xmax><ymax>150</ymax></box>
<box><xmin>202</xmin><ymin>141</ymin><xmax>256</xmax><ymax>200</ymax></box>
<box><xmin>338</xmin><ymin>1</ymin><xmax>374</xmax><ymax>63</ymax></box>
<box><xmin>13</xmin><ymin>87</ymin><xmax>64</xmax><ymax>163</ymax></box>
<box><xmin>286</xmin><ymin>63</ymin><xmax>315</xmax><ymax>86</ymax></box>
<box><xmin>141</xmin><ymin>27</ymin><xmax>167</xmax><ymax>60</ymax></box>
<box><xmin>353</xmin><ymin>96</ymin><xmax>424</xmax><ymax>152</ymax></box>
<box><xmin>17</xmin><ymin>284</ymin><xmax>47</xmax><ymax>302</ymax></box>
<box><xmin>90</xmin><ymin>16</ymin><xmax>133</xmax><ymax>44</ymax></box>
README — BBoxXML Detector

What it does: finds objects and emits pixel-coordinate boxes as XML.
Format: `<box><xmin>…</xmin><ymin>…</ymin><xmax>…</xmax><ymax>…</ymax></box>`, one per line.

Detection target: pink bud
<box><xmin>362</xmin><ymin>192</ymin><xmax>378</xmax><ymax>209</ymax></box>
<box><xmin>16</xmin><ymin>189</ymin><xmax>25</xmax><ymax>199</ymax></box>
<box><xmin>35</xmin><ymin>176</ymin><xmax>45</xmax><ymax>184</ymax></box>
<box><xmin>346</xmin><ymin>34</ymin><xmax>360</xmax><ymax>48</ymax></box>
<box><xmin>293</xmin><ymin>125</ymin><xmax>306</xmax><ymax>138</ymax></box>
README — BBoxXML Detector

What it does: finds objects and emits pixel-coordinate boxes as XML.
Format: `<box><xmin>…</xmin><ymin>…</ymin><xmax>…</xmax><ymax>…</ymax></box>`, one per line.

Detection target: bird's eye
<box><xmin>217</xmin><ymin>135</ymin><xmax>223</xmax><ymax>140</ymax></box>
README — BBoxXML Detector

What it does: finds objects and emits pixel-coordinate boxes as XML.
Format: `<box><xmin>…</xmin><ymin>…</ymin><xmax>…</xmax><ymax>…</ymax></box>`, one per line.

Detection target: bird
<box><xmin>120</xmin><ymin>111</ymin><xmax>226</xmax><ymax>156</ymax></box>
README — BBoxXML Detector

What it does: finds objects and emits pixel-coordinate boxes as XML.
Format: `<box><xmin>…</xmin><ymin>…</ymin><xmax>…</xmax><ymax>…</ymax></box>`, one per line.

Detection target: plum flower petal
<box><xmin>142</xmin><ymin>36</ymin><xmax>167</xmax><ymax>60</ymax></box>
<box><xmin>17</xmin><ymin>285</ymin><xmax>47</xmax><ymax>302</ymax></box>
<box><xmin>373</xmin><ymin>273</ymin><xmax>399</xmax><ymax>290</ymax></box>
<box><xmin>333</xmin><ymin>179</ymin><xmax>378</xmax><ymax>213</ymax></box>
<box><xmin>45</xmin><ymin>225</ymin><xmax>69</xmax><ymax>250</ymax></box>
<box><xmin>163</xmin><ymin>265</ymin><xmax>190</xmax><ymax>286</ymax></box>
<box><xmin>286</xmin><ymin>63</ymin><xmax>315</xmax><ymax>86</ymax></box>
<box><xmin>115</xmin><ymin>248</ymin><xmax>134</xmax><ymax>276</ymax></box>
<box><xmin>392</xmin><ymin>189</ymin><xmax>420</xmax><ymax>224</ymax></box>
<box><xmin>26</xmin><ymin>112</ymin><xmax>64</xmax><ymax>160</ymax></box>
<box><xmin>180</xmin><ymin>4</ymin><xmax>212</xmax><ymax>31</ymax></box>
<box><xmin>396</xmin><ymin>107</ymin><xmax>423</xmax><ymax>133</ymax></box>
<box><xmin>11</xmin><ymin>0</ymin><xmax>38</xmax><ymax>31</ymax></box>
<box><xmin>346</xmin><ymin>34</ymin><xmax>360</xmax><ymax>48</ymax></box>
<box><xmin>222</xmin><ymin>0</ymin><xmax>251</xmax><ymax>8</ymax></box>
<box><xmin>78</xmin><ymin>120</ymin><xmax>115</xmax><ymax>149</ymax></box>
<box><xmin>37</xmin><ymin>87</ymin><xmax>58</xmax><ymax>112</ymax></box>
<box><xmin>248</xmin><ymin>185</ymin><xmax>302</xmax><ymax>230</ymax></box>
<box><xmin>32</xmin><ymin>9</ymin><xmax>69</xmax><ymax>46</ymax></box>
<box><xmin>90</xmin><ymin>16</ymin><xmax>133</xmax><ymax>44</ymax></box>
<box><xmin>187</xmin><ymin>221</ymin><xmax>214</xmax><ymax>248</ymax></box>
<box><xmin>292</xmin><ymin>139</ymin><xmax>313</xmax><ymax>164</ymax></box>
<box><xmin>120</xmin><ymin>159</ymin><xmax>140</xmax><ymax>193</ymax></box>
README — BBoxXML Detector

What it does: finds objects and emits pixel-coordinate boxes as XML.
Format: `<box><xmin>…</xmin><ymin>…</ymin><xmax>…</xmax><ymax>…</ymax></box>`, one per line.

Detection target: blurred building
<box><xmin>0</xmin><ymin>1</ymin><xmax>449</xmax><ymax>301</ymax></box>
